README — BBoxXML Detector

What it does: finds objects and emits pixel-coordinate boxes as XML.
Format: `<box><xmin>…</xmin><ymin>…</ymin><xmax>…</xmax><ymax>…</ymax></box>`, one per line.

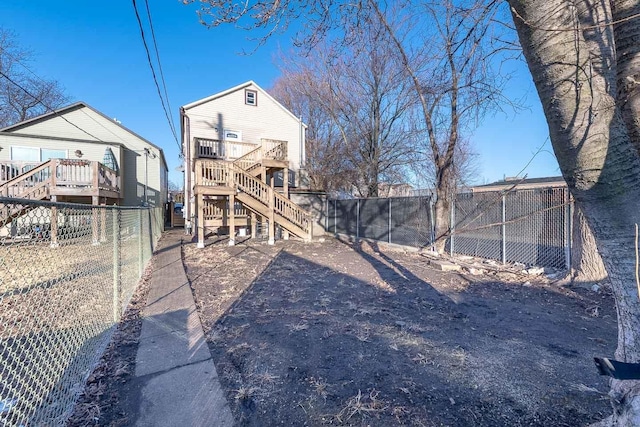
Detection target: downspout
<box><xmin>299</xmin><ymin>116</ymin><xmax>305</xmax><ymax>188</ymax></box>
<box><xmin>180</xmin><ymin>107</ymin><xmax>192</xmax><ymax>233</ymax></box>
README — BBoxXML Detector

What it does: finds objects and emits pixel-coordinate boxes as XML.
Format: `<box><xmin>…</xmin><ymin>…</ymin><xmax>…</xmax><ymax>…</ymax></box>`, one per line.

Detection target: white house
<box><xmin>0</xmin><ymin>102</ymin><xmax>168</xmax><ymax>207</ymax></box>
<box><xmin>180</xmin><ymin>81</ymin><xmax>312</xmax><ymax>246</ymax></box>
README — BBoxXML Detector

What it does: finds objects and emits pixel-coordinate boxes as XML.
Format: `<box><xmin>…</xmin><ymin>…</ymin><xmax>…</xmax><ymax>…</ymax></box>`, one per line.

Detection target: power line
<box><xmin>131</xmin><ymin>0</ymin><xmax>181</xmax><ymax>153</ymax></box>
<box><xmin>0</xmin><ymin>70</ymin><xmax>105</xmax><ymax>142</ymax></box>
<box><xmin>143</xmin><ymin>0</ymin><xmax>176</xmax><ymax>133</ymax></box>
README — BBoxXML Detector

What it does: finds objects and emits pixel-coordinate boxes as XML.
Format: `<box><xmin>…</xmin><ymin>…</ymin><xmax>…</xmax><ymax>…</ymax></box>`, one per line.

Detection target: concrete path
<box><xmin>127</xmin><ymin>229</ymin><xmax>234</xmax><ymax>427</ymax></box>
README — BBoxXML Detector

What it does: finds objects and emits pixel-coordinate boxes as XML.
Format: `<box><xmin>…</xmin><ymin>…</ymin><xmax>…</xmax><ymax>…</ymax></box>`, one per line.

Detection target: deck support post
<box><xmin>282</xmin><ymin>167</ymin><xmax>290</xmax><ymax>240</ymax></box>
<box><xmin>283</xmin><ymin>167</ymin><xmax>289</xmax><ymax>198</ymax></box>
<box><xmin>250</xmin><ymin>211</ymin><xmax>257</xmax><ymax>238</ymax></box>
<box><xmin>92</xmin><ymin>195</ymin><xmax>99</xmax><ymax>245</ymax></box>
<box><xmin>268</xmin><ymin>184</ymin><xmax>275</xmax><ymax>245</ymax></box>
<box><xmin>50</xmin><ymin>195</ymin><xmax>59</xmax><ymax>248</ymax></box>
<box><xmin>197</xmin><ymin>193</ymin><xmax>205</xmax><ymax>248</ymax></box>
<box><xmin>228</xmin><ymin>193</ymin><xmax>236</xmax><ymax>246</ymax></box>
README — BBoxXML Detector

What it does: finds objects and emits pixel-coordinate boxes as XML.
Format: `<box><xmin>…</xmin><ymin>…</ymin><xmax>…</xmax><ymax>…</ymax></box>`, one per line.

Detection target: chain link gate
<box><xmin>0</xmin><ymin>198</ymin><xmax>163</xmax><ymax>426</ymax></box>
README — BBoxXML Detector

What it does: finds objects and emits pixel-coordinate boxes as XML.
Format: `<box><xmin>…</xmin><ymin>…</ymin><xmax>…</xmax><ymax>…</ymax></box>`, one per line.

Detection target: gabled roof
<box><xmin>182</xmin><ymin>80</ymin><xmax>307</xmax><ymax>128</ymax></box>
<box><xmin>0</xmin><ymin>101</ymin><xmax>168</xmax><ymax>171</ymax></box>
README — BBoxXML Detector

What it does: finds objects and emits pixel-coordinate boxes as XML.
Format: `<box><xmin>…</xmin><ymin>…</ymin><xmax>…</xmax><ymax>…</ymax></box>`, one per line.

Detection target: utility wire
<box><xmin>0</xmin><ymin>70</ymin><xmax>104</xmax><ymax>142</ymax></box>
<box><xmin>1</xmin><ymin>48</ymin><xmax>53</xmax><ymax>84</ymax></box>
<box><xmin>143</xmin><ymin>0</ymin><xmax>176</xmax><ymax>135</ymax></box>
<box><xmin>131</xmin><ymin>0</ymin><xmax>181</xmax><ymax>153</ymax></box>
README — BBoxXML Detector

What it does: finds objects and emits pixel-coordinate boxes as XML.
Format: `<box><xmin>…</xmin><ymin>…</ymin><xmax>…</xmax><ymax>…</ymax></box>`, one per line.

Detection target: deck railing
<box><xmin>196</xmin><ymin>160</ymin><xmax>230</xmax><ymax>186</ymax></box>
<box><xmin>261</xmin><ymin>138</ymin><xmax>287</xmax><ymax>161</ymax></box>
<box><xmin>195</xmin><ymin>137</ymin><xmax>288</xmax><ymax>166</ymax></box>
<box><xmin>195</xmin><ymin>138</ymin><xmax>257</xmax><ymax>160</ymax></box>
<box><xmin>233</xmin><ymin>146</ymin><xmax>262</xmax><ymax>172</ymax></box>
<box><xmin>0</xmin><ymin>159</ymin><xmax>120</xmax><ymax>197</ymax></box>
<box><xmin>0</xmin><ymin>160</ymin><xmax>54</xmax><ymax>199</ymax></box>
<box><xmin>202</xmin><ymin>200</ymin><xmax>248</xmax><ymax>220</ymax></box>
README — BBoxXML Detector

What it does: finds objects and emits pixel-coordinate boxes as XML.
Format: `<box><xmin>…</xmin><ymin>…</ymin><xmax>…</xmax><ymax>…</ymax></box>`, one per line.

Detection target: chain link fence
<box><xmin>0</xmin><ymin>198</ymin><xmax>163</xmax><ymax>426</ymax></box>
<box><xmin>328</xmin><ymin>197</ymin><xmax>434</xmax><ymax>249</ymax></box>
<box><xmin>328</xmin><ymin>187</ymin><xmax>570</xmax><ymax>270</ymax></box>
<box><xmin>451</xmin><ymin>188</ymin><xmax>569</xmax><ymax>269</ymax></box>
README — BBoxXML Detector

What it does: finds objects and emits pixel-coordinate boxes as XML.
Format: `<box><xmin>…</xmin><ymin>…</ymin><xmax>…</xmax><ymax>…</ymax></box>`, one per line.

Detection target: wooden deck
<box><xmin>0</xmin><ymin>159</ymin><xmax>121</xmax><ymax>202</ymax></box>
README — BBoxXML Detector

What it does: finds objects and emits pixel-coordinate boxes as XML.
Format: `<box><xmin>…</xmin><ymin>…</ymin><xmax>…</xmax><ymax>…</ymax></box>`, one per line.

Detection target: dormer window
<box><xmin>245</xmin><ymin>89</ymin><xmax>257</xmax><ymax>106</ymax></box>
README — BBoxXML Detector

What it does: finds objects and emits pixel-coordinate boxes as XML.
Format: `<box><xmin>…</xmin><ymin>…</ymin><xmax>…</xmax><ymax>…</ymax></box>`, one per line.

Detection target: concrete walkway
<box><xmin>126</xmin><ymin>229</ymin><xmax>234</xmax><ymax>427</ymax></box>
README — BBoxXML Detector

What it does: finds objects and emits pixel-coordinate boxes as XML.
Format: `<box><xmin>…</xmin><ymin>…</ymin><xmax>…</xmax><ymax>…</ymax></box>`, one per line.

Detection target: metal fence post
<box><xmin>565</xmin><ymin>189</ymin><xmax>572</xmax><ymax>271</ymax></box>
<box><xmin>430</xmin><ymin>197</ymin><xmax>435</xmax><ymax>251</ymax></box>
<box><xmin>334</xmin><ymin>200</ymin><xmax>337</xmax><ymax>235</ymax></box>
<box><xmin>388</xmin><ymin>198</ymin><xmax>392</xmax><ymax>244</ymax></box>
<box><xmin>356</xmin><ymin>199</ymin><xmax>360</xmax><ymax>240</ymax></box>
<box><xmin>450</xmin><ymin>196</ymin><xmax>455</xmax><ymax>256</ymax></box>
<box><xmin>138</xmin><ymin>209</ymin><xmax>144</xmax><ymax>277</ymax></box>
<box><xmin>502</xmin><ymin>193</ymin><xmax>507</xmax><ymax>265</ymax></box>
<box><xmin>113</xmin><ymin>208</ymin><xmax>121</xmax><ymax>322</ymax></box>
<box><xmin>325</xmin><ymin>197</ymin><xmax>328</xmax><ymax>232</ymax></box>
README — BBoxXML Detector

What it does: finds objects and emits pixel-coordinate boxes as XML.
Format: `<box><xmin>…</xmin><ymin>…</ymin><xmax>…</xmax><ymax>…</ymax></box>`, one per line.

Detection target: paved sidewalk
<box><xmin>126</xmin><ymin>229</ymin><xmax>234</xmax><ymax>427</ymax></box>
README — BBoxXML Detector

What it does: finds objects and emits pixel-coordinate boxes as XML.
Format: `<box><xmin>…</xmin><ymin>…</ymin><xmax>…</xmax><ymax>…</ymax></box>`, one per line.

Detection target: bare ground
<box><xmin>183</xmin><ymin>236</ymin><xmax>617</xmax><ymax>426</ymax></box>
<box><xmin>66</xmin><ymin>258</ymin><xmax>154</xmax><ymax>426</ymax></box>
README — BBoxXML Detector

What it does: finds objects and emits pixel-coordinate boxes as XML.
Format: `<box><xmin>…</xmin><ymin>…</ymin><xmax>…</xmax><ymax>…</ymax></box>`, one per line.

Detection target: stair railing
<box><xmin>0</xmin><ymin>160</ymin><xmax>53</xmax><ymax>199</ymax></box>
<box><xmin>233</xmin><ymin>146</ymin><xmax>262</xmax><ymax>172</ymax></box>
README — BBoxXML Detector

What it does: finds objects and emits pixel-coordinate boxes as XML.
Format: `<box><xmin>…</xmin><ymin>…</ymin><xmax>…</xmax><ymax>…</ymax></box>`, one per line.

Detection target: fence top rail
<box><xmin>329</xmin><ymin>195</ymin><xmax>433</xmax><ymax>202</ymax></box>
<box><xmin>0</xmin><ymin>197</ymin><xmax>157</xmax><ymax>211</ymax></box>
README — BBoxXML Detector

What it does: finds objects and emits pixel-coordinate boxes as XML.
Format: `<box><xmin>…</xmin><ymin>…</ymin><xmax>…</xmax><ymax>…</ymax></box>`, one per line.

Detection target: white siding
<box><xmin>10</xmin><ymin>108</ymin><xmax>140</xmax><ymax>144</ymax></box>
<box><xmin>1</xmin><ymin>104</ymin><xmax>168</xmax><ymax>207</ymax></box>
<box><xmin>0</xmin><ymin>134</ymin><xmax>123</xmax><ymax>168</ymax></box>
<box><xmin>186</xmin><ymin>82</ymin><xmax>303</xmax><ymax>171</ymax></box>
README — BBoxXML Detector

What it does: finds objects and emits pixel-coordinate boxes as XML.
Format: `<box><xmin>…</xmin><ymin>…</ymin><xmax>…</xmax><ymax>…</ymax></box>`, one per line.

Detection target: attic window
<box><xmin>245</xmin><ymin>89</ymin><xmax>257</xmax><ymax>106</ymax></box>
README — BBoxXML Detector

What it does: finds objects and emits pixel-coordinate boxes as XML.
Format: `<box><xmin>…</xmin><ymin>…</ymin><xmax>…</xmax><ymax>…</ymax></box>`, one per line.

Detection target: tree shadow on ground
<box><xmin>186</xmin><ymin>238</ymin><xmax>616</xmax><ymax>426</ymax></box>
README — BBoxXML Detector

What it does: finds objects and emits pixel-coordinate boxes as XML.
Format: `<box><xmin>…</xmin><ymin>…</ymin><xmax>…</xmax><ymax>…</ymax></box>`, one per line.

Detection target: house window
<box><xmin>11</xmin><ymin>146</ymin><xmax>40</xmax><ymax>162</ymax></box>
<box><xmin>245</xmin><ymin>89</ymin><xmax>257</xmax><ymax>106</ymax></box>
<box><xmin>41</xmin><ymin>149</ymin><xmax>67</xmax><ymax>161</ymax></box>
<box><xmin>11</xmin><ymin>146</ymin><xmax>68</xmax><ymax>161</ymax></box>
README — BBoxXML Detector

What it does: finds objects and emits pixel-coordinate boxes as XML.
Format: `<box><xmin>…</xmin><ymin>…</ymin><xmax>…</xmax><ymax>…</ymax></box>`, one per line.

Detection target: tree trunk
<box><xmin>571</xmin><ymin>204</ymin><xmax>608</xmax><ymax>285</ymax></box>
<box><xmin>614</xmin><ymin>0</ymin><xmax>640</xmax><ymax>153</ymax></box>
<box><xmin>509</xmin><ymin>1</ymin><xmax>640</xmax><ymax>423</ymax></box>
<box><xmin>433</xmin><ymin>184</ymin><xmax>452</xmax><ymax>254</ymax></box>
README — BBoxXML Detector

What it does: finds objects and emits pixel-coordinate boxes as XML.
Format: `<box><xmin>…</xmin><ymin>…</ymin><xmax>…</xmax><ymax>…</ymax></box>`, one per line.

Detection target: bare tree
<box><xmin>366</xmin><ymin>0</ymin><xmax>507</xmax><ymax>250</ymax></box>
<box><xmin>168</xmin><ymin>180</ymin><xmax>184</xmax><ymax>192</ymax></box>
<box><xmin>270</xmin><ymin>68</ymin><xmax>356</xmax><ymax>194</ymax></box>
<box><xmin>189</xmin><ymin>0</ymin><xmax>509</xmax><ymax>246</ymax></box>
<box><xmin>0</xmin><ymin>28</ymin><xmax>69</xmax><ymax>127</ymax></box>
<box><xmin>507</xmin><ymin>0</ymin><xmax>640</xmax><ymax>423</ymax></box>
<box><xmin>271</xmin><ymin>23</ymin><xmax>416</xmax><ymax>197</ymax></box>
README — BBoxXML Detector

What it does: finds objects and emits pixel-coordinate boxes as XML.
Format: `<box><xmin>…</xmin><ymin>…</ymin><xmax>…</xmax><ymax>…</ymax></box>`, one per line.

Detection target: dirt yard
<box><xmin>183</xmin><ymin>236</ymin><xmax>617</xmax><ymax>426</ymax></box>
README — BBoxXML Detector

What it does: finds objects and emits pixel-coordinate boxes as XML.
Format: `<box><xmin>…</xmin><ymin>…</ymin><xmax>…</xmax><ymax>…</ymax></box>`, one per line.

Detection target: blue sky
<box><xmin>1</xmin><ymin>0</ymin><xmax>560</xmax><ymax>187</ymax></box>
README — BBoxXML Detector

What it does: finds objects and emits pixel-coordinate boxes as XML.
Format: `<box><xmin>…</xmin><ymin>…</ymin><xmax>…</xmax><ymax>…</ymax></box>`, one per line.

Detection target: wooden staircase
<box><xmin>0</xmin><ymin>160</ymin><xmax>54</xmax><ymax>200</ymax></box>
<box><xmin>194</xmin><ymin>139</ymin><xmax>312</xmax><ymax>244</ymax></box>
<box><xmin>0</xmin><ymin>160</ymin><xmax>53</xmax><ymax>227</ymax></box>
